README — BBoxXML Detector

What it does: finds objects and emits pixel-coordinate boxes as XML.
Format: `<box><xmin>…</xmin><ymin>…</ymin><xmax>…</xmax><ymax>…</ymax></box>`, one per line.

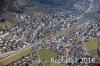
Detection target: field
<box><xmin>85</xmin><ymin>37</ymin><xmax>98</xmax><ymax>50</ymax></box>
<box><xmin>31</xmin><ymin>49</ymin><xmax>67</xmax><ymax>66</ymax></box>
<box><xmin>0</xmin><ymin>21</ymin><xmax>12</xmax><ymax>29</ymax></box>
<box><xmin>38</xmin><ymin>49</ymin><xmax>59</xmax><ymax>61</ymax></box>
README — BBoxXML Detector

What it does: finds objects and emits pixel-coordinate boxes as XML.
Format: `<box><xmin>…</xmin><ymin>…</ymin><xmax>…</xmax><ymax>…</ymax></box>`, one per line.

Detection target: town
<box><xmin>0</xmin><ymin>0</ymin><xmax>100</xmax><ymax>66</ymax></box>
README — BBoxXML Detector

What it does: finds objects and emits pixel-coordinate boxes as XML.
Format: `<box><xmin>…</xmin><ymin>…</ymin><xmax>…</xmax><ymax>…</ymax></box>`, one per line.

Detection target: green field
<box><xmin>0</xmin><ymin>21</ymin><xmax>12</xmax><ymax>29</ymax></box>
<box><xmin>85</xmin><ymin>37</ymin><xmax>98</xmax><ymax>50</ymax></box>
<box><xmin>31</xmin><ymin>49</ymin><xmax>67</xmax><ymax>66</ymax></box>
<box><xmin>38</xmin><ymin>49</ymin><xmax>59</xmax><ymax>61</ymax></box>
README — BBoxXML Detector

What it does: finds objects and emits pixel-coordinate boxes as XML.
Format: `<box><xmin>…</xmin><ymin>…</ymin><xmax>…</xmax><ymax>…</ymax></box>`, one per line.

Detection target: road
<box><xmin>85</xmin><ymin>0</ymin><xmax>94</xmax><ymax>13</ymax></box>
